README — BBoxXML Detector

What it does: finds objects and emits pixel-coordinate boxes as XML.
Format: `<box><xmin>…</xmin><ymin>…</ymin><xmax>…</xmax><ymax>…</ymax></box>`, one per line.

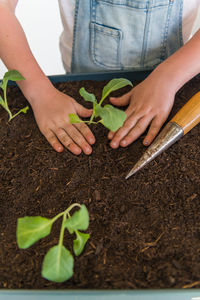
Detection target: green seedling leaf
<box><xmin>64</xmin><ymin>204</ymin><xmax>89</xmax><ymax>232</ymax></box>
<box><xmin>69</xmin><ymin>113</ymin><xmax>82</xmax><ymax>124</ymax></box>
<box><xmin>0</xmin><ymin>70</ymin><xmax>25</xmax><ymax>90</ymax></box>
<box><xmin>101</xmin><ymin>78</ymin><xmax>133</xmax><ymax>103</ymax></box>
<box><xmin>19</xmin><ymin>106</ymin><xmax>29</xmax><ymax>114</ymax></box>
<box><xmin>42</xmin><ymin>245</ymin><xmax>74</xmax><ymax>283</ymax></box>
<box><xmin>80</xmin><ymin>87</ymin><xmax>97</xmax><ymax>103</ymax></box>
<box><xmin>73</xmin><ymin>231</ymin><xmax>90</xmax><ymax>256</ymax></box>
<box><xmin>3</xmin><ymin>69</ymin><xmax>25</xmax><ymax>82</ymax></box>
<box><xmin>96</xmin><ymin>104</ymin><xmax>126</xmax><ymax>132</ymax></box>
<box><xmin>17</xmin><ymin>216</ymin><xmax>52</xmax><ymax>249</ymax></box>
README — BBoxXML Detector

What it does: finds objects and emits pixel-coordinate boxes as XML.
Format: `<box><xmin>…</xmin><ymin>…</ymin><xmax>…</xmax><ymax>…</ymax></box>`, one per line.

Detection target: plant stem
<box><xmin>58</xmin><ymin>213</ymin><xmax>67</xmax><ymax>247</ymax></box>
<box><xmin>57</xmin><ymin>203</ymin><xmax>81</xmax><ymax>252</ymax></box>
<box><xmin>9</xmin><ymin>107</ymin><xmax>28</xmax><ymax>121</ymax></box>
<box><xmin>89</xmin><ymin>113</ymin><xmax>95</xmax><ymax>124</ymax></box>
<box><xmin>99</xmin><ymin>98</ymin><xmax>104</xmax><ymax>106</ymax></box>
<box><xmin>99</xmin><ymin>94</ymin><xmax>107</xmax><ymax>105</ymax></box>
<box><xmin>3</xmin><ymin>84</ymin><xmax>12</xmax><ymax>121</ymax></box>
<box><xmin>3</xmin><ymin>82</ymin><xmax>8</xmax><ymax>109</ymax></box>
<box><xmin>51</xmin><ymin>203</ymin><xmax>81</xmax><ymax>224</ymax></box>
<box><xmin>84</xmin><ymin>120</ymin><xmax>97</xmax><ymax>124</ymax></box>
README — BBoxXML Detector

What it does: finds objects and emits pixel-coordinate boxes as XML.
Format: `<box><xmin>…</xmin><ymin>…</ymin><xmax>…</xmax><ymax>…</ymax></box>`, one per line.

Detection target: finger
<box><xmin>108</xmin><ymin>130</ymin><xmax>115</xmax><ymax>140</ymax></box>
<box><xmin>143</xmin><ymin>115</ymin><xmax>166</xmax><ymax>146</ymax></box>
<box><xmin>120</xmin><ymin>115</ymin><xmax>154</xmax><ymax>147</ymax></box>
<box><xmin>44</xmin><ymin>129</ymin><xmax>64</xmax><ymax>153</ymax></box>
<box><xmin>109</xmin><ymin>90</ymin><xmax>132</xmax><ymax>107</ymax></box>
<box><xmin>109</xmin><ymin>112</ymin><xmax>141</xmax><ymax>148</ymax></box>
<box><xmin>74</xmin><ymin>102</ymin><xmax>93</xmax><ymax>118</ymax></box>
<box><xmin>63</xmin><ymin>124</ymin><xmax>93</xmax><ymax>155</ymax></box>
<box><xmin>55</xmin><ymin>127</ymin><xmax>82</xmax><ymax>155</ymax></box>
<box><xmin>74</xmin><ymin>122</ymin><xmax>95</xmax><ymax>145</ymax></box>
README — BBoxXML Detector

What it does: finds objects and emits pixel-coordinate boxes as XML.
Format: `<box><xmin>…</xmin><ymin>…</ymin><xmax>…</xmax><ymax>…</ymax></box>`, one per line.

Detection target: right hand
<box><xmin>30</xmin><ymin>87</ymin><xmax>95</xmax><ymax>155</ymax></box>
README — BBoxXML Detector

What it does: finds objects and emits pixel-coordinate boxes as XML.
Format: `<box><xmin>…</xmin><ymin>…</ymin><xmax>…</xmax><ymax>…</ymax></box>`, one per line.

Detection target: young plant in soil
<box><xmin>69</xmin><ymin>78</ymin><xmax>133</xmax><ymax>132</ymax></box>
<box><xmin>17</xmin><ymin>203</ymin><xmax>90</xmax><ymax>283</ymax></box>
<box><xmin>0</xmin><ymin>70</ymin><xmax>29</xmax><ymax>121</ymax></box>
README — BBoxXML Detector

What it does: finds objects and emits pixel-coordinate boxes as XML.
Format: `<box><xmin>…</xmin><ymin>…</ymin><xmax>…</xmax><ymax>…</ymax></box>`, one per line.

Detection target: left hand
<box><xmin>108</xmin><ymin>69</ymin><xmax>176</xmax><ymax>148</ymax></box>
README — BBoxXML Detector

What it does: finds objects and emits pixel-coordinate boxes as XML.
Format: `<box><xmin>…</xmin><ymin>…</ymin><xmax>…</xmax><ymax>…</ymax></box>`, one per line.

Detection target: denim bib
<box><xmin>71</xmin><ymin>0</ymin><xmax>183</xmax><ymax>73</ymax></box>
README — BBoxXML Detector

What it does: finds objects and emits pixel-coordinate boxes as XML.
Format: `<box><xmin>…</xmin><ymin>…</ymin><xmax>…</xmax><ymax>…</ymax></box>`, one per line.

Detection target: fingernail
<box><xmin>76</xmin><ymin>150</ymin><xmax>82</xmax><ymax>155</ymax></box>
<box><xmin>85</xmin><ymin>146</ymin><xmax>92</xmax><ymax>154</ymax></box>
<box><xmin>57</xmin><ymin>145</ymin><xmax>63</xmax><ymax>152</ymax></box>
<box><xmin>121</xmin><ymin>140</ymin><xmax>127</xmax><ymax>146</ymax></box>
<box><xmin>110</xmin><ymin>141</ymin><xmax>117</xmax><ymax>148</ymax></box>
<box><xmin>144</xmin><ymin>140</ymin><xmax>149</xmax><ymax>146</ymax></box>
<box><xmin>89</xmin><ymin>137</ymin><xmax>95</xmax><ymax>144</ymax></box>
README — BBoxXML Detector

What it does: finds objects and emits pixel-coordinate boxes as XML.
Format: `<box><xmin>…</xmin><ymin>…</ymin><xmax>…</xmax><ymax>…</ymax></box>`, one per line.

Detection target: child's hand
<box><xmin>108</xmin><ymin>70</ymin><xmax>176</xmax><ymax>148</ymax></box>
<box><xmin>31</xmin><ymin>88</ymin><xmax>95</xmax><ymax>155</ymax></box>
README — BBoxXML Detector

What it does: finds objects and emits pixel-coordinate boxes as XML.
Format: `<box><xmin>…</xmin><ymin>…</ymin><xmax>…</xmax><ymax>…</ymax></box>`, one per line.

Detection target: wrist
<box><xmin>152</xmin><ymin>32</ymin><xmax>200</xmax><ymax>93</ymax></box>
<box><xmin>17</xmin><ymin>75</ymin><xmax>56</xmax><ymax>106</ymax></box>
<box><xmin>151</xmin><ymin>60</ymin><xmax>185</xmax><ymax>94</ymax></box>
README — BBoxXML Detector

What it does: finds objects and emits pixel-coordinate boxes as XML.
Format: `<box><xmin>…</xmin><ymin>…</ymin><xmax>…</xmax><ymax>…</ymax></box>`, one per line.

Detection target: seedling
<box><xmin>17</xmin><ymin>203</ymin><xmax>90</xmax><ymax>283</ymax></box>
<box><xmin>69</xmin><ymin>78</ymin><xmax>133</xmax><ymax>132</ymax></box>
<box><xmin>0</xmin><ymin>70</ymin><xmax>29</xmax><ymax>121</ymax></box>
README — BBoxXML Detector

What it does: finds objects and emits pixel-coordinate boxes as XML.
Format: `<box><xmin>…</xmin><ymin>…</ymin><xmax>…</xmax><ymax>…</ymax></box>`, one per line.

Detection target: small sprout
<box><xmin>16</xmin><ymin>203</ymin><xmax>90</xmax><ymax>283</ymax></box>
<box><xmin>0</xmin><ymin>70</ymin><xmax>29</xmax><ymax>121</ymax></box>
<box><xmin>69</xmin><ymin>78</ymin><xmax>133</xmax><ymax>132</ymax></box>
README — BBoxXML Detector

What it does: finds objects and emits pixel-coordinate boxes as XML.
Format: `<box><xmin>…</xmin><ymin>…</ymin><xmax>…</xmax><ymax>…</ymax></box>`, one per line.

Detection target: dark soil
<box><xmin>0</xmin><ymin>75</ymin><xmax>200</xmax><ymax>289</ymax></box>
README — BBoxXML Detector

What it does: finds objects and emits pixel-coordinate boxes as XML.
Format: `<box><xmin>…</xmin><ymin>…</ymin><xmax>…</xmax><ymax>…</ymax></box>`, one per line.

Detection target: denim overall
<box><xmin>71</xmin><ymin>0</ymin><xmax>183</xmax><ymax>73</ymax></box>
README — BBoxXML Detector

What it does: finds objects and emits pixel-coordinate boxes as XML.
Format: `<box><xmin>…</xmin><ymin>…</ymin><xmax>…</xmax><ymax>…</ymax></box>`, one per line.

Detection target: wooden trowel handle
<box><xmin>170</xmin><ymin>91</ymin><xmax>200</xmax><ymax>135</ymax></box>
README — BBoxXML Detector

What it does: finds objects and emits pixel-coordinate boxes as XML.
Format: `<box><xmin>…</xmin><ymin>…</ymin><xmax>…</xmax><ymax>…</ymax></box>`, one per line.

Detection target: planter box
<box><xmin>1</xmin><ymin>289</ymin><xmax>200</xmax><ymax>300</ymax></box>
<box><xmin>0</xmin><ymin>71</ymin><xmax>200</xmax><ymax>299</ymax></box>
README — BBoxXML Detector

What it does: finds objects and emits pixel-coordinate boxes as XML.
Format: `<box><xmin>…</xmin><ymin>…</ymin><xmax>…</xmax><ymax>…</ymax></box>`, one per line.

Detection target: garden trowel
<box><xmin>126</xmin><ymin>91</ymin><xmax>200</xmax><ymax>179</ymax></box>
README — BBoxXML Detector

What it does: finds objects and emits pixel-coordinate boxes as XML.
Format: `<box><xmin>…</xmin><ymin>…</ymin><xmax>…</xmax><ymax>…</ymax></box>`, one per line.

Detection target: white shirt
<box><xmin>58</xmin><ymin>0</ymin><xmax>200</xmax><ymax>72</ymax></box>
